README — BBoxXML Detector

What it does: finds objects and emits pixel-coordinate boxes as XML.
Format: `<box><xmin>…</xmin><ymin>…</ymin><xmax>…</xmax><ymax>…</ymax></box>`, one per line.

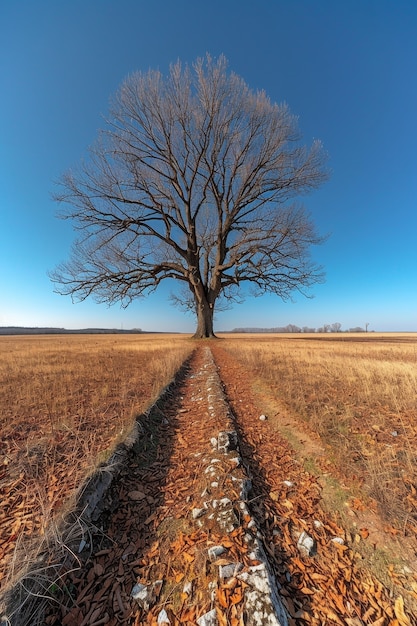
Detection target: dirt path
<box><xmin>6</xmin><ymin>345</ymin><xmax>415</xmax><ymax>626</ymax></box>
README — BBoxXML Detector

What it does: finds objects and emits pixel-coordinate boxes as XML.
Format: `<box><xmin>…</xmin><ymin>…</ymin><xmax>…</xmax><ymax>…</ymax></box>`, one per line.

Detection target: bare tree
<box><xmin>50</xmin><ymin>55</ymin><xmax>328</xmax><ymax>338</ymax></box>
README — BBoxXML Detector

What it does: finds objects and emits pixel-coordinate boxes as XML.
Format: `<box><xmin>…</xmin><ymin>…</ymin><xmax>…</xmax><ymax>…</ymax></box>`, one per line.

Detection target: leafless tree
<box><xmin>50</xmin><ymin>55</ymin><xmax>328</xmax><ymax>338</ymax></box>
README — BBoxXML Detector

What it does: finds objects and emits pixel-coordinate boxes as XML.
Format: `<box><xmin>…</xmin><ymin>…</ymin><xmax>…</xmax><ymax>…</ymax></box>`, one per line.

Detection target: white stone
<box><xmin>132</xmin><ymin>582</ymin><xmax>160</xmax><ymax>610</ymax></box>
<box><xmin>219</xmin><ymin>562</ymin><xmax>243</xmax><ymax>579</ymax></box>
<box><xmin>208</xmin><ymin>545</ymin><xmax>226</xmax><ymax>561</ymax></box>
<box><xmin>259</xmin><ymin>414</ymin><xmax>267</xmax><ymax>421</ymax></box>
<box><xmin>157</xmin><ymin>609</ymin><xmax>171</xmax><ymax>624</ymax></box>
<box><xmin>131</xmin><ymin>582</ymin><xmax>146</xmax><ymax>599</ymax></box>
<box><xmin>217</xmin><ymin>430</ymin><xmax>238</xmax><ymax>453</ymax></box>
<box><xmin>197</xmin><ymin>609</ymin><xmax>218</xmax><ymax>626</ymax></box>
<box><xmin>183</xmin><ymin>580</ymin><xmax>193</xmax><ymax>595</ymax></box>
<box><xmin>331</xmin><ymin>536</ymin><xmax>344</xmax><ymax>545</ymax></box>
<box><xmin>297</xmin><ymin>531</ymin><xmax>316</xmax><ymax>556</ymax></box>
<box><xmin>238</xmin><ymin>563</ymin><xmax>288</xmax><ymax>625</ymax></box>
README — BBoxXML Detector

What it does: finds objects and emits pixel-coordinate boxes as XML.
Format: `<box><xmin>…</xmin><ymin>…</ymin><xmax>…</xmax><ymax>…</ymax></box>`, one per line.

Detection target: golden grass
<box><xmin>219</xmin><ymin>333</ymin><xmax>417</xmax><ymax>532</ymax></box>
<box><xmin>0</xmin><ymin>333</ymin><xmax>193</xmax><ymax>589</ymax></box>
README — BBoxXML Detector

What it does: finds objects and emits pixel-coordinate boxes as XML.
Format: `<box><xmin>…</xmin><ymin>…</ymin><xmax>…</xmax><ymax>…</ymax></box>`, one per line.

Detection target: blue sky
<box><xmin>1</xmin><ymin>0</ymin><xmax>416</xmax><ymax>333</ymax></box>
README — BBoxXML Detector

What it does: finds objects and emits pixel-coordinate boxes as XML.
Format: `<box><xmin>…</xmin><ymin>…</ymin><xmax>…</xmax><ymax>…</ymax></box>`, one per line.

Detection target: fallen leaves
<box><xmin>182</xmin><ymin>551</ymin><xmax>195</xmax><ymax>564</ymax></box>
<box><xmin>359</xmin><ymin>527</ymin><xmax>370</xmax><ymax>540</ymax></box>
<box><xmin>38</xmin><ymin>345</ymin><xmax>416</xmax><ymax>626</ymax></box>
<box><xmin>211</xmin><ymin>344</ymin><xmax>417</xmax><ymax>626</ymax></box>
<box><xmin>394</xmin><ymin>596</ymin><xmax>412</xmax><ymax>626</ymax></box>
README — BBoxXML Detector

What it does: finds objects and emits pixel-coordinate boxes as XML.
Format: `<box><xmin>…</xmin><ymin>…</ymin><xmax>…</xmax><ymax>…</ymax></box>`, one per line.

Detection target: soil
<box><xmin>3</xmin><ymin>345</ymin><xmax>417</xmax><ymax>626</ymax></box>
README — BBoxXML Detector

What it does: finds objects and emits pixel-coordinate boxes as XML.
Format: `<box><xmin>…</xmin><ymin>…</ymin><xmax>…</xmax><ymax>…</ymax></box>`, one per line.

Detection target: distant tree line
<box><xmin>230</xmin><ymin>323</ymin><xmax>368</xmax><ymax>333</ymax></box>
<box><xmin>0</xmin><ymin>327</ymin><xmax>143</xmax><ymax>335</ymax></box>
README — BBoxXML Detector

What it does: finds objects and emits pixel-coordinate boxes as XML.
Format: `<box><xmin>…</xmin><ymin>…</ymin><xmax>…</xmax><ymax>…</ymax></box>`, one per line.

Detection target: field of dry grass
<box><xmin>220</xmin><ymin>333</ymin><xmax>417</xmax><ymax>537</ymax></box>
<box><xmin>0</xmin><ymin>334</ymin><xmax>193</xmax><ymax>590</ymax></box>
<box><xmin>2</xmin><ymin>330</ymin><xmax>417</xmax><ymax>618</ymax></box>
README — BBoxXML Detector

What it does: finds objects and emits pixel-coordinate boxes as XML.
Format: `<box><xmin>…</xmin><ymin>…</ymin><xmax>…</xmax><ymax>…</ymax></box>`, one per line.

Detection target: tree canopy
<box><xmin>51</xmin><ymin>55</ymin><xmax>328</xmax><ymax>337</ymax></box>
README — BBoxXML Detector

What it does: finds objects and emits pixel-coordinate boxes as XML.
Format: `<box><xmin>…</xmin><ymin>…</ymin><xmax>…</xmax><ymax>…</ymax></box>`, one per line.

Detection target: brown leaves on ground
<box><xmin>210</xmin><ymin>344</ymin><xmax>417</xmax><ymax>625</ymax></box>
<box><xmin>4</xmin><ymin>342</ymin><xmax>417</xmax><ymax>625</ymax></box>
<box><xmin>0</xmin><ymin>334</ymin><xmax>192</xmax><ymax>590</ymax></box>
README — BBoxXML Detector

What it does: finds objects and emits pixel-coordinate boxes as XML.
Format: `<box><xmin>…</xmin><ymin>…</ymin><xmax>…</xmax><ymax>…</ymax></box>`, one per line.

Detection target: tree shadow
<box><xmin>231</xmin><ymin>418</ymin><xmax>315</xmax><ymax>622</ymax></box>
<box><xmin>211</xmin><ymin>347</ymin><xmax>315</xmax><ymax>624</ymax></box>
<box><xmin>9</xmin><ymin>353</ymin><xmax>196</xmax><ymax>626</ymax></box>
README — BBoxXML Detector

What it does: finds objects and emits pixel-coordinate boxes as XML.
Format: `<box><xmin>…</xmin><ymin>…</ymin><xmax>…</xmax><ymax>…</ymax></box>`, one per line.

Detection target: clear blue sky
<box><xmin>1</xmin><ymin>0</ymin><xmax>416</xmax><ymax>332</ymax></box>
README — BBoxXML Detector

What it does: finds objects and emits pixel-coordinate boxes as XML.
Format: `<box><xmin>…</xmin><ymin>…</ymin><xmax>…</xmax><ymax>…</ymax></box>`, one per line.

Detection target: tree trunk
<box><xmin>192</xmin><ymin>300</ymin><xmax>216</xmax><ymax>339</ymax></box>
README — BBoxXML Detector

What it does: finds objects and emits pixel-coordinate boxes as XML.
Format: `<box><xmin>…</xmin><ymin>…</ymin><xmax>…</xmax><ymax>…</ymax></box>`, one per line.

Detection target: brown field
<box><xmin>219</xmin><ymin>333</ymin><xmax>417</xmax><ymax>536</ymax></box>
<box><xmin>2</xmin><ymin>331</ymin><xmax>417</xmax><ymax>607</ymax></box>
<box><xmin>0</xmin><ymin>334</ymin><xmax>193</xmax><ymax>589</ymax></box>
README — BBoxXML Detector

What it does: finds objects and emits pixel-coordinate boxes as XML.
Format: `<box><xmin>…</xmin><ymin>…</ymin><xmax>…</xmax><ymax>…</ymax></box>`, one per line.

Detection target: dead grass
<box><xmin>219</xmin><ymin>333</ymin><xmax>417</xmax><ymax>534</ymax></box>
<box><xmin>0</xmin><ymin>333</ymin><xmax>193</xmax><ymax>592</ymax></box>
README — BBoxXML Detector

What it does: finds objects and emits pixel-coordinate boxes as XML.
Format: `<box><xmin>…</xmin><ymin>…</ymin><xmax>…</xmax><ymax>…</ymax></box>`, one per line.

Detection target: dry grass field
<box><xmin>220</xmin><ymin>333</ymin><xmax>417</xmax><ymax>537</ymax></box>
<box><xmin>2</xmin><ymin>330</ymin><xmax>417</xmax><ymax>621</ymax></box>
<box><xmin>0</xmin><ymin>334</ymin><xmax>193</xmax><ymax>590</ymax></box>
